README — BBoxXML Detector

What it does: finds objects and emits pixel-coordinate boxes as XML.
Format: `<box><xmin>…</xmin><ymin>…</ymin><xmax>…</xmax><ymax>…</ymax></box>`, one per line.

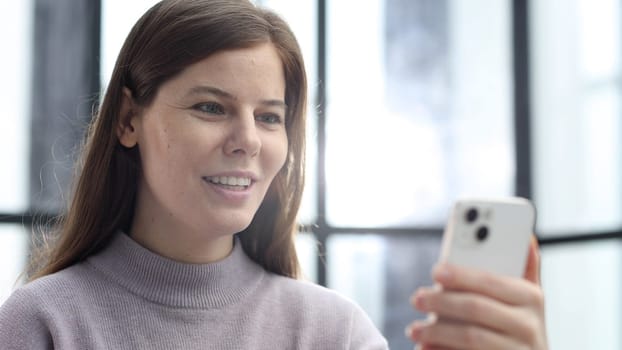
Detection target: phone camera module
<box><xmin>465</xmin><ymin>208</ymin><xmax>478</xmax><ymax>223</ymax></box>
<box><xmin>476</xmin><ymin>226</ymin><xmax>489</xmax><ymax>242</ymax></box>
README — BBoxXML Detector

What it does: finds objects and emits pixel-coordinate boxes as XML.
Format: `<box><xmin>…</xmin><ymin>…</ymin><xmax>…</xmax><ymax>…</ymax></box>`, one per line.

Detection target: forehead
<box><xmin>166</xmin><ymin>43</ymin><xmax>286</xmax><ymax>94</ymax></box>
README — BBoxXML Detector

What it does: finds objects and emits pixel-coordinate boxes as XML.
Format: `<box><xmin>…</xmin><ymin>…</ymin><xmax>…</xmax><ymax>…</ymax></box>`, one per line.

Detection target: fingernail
<box><xmin>404</xmin><ymin>323</ymin><xmax>423</xmax><ymax>340</ymax></box>
<box><xmin>413</xmin><ymin>324</ymin><xmax>423</xmax><ymax>338</ymax></box>
<box><xmin>404</xmin><ymin>324</ymin><xmax>413</xmax><ymax>338</ymax></box>
<box><xmin>413</xmin><ymin>289</ymin><xmax>427</xmax><ymax>310</ymax></box>
<box><xmin>409</xmin><ymin>292</ymin><xmax>417</xmax><ymax>306</ymax></box>
<box><xmin>434</xmin><ymin>264</ymin><xmax>452</xmax><ymax>282</ymax></box>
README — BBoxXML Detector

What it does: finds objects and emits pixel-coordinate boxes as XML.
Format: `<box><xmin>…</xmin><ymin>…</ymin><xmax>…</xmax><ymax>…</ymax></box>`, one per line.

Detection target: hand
<box><xmin>406</xmin><ymin>236</ymin><xmax>548</xmax><ymax>350</ymax></box>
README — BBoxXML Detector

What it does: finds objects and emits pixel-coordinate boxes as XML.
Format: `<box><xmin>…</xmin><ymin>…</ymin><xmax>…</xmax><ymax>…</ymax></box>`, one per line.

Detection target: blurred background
<box><xmin>1</xmin><ymin>0</ymin><xmax>620</xmax><ymax>349</ymax></box>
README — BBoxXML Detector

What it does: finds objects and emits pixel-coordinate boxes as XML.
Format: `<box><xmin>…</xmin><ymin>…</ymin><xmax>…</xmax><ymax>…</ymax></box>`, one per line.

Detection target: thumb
<box><xmin>523</xmin><ymin>235</ymin><xmax>541</xmax><ymax>285</ymax></box>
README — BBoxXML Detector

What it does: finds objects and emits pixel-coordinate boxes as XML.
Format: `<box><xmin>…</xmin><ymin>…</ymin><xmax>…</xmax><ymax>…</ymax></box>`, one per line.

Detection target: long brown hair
<box><xmin>30</xmin><ymin>0</ymin><xmax>307</xmax><ymax>280</ymax></box>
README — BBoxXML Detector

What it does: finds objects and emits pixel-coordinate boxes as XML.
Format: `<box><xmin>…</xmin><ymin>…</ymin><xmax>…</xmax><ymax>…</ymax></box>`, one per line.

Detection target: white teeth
<box><xmin>208</xmin><ymin>176</ymin><xmax>251</xmax><ymax>186</ymax></box>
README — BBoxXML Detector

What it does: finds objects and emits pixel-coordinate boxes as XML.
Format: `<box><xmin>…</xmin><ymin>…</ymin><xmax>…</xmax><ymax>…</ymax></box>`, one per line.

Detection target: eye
<box><xmin>192</xmin><ymin>102</ymin><xmax>225</xmax><ymax>115</ymax></box>
<box><xmin>256</xmin><ymin>113</ymin><xmax>283</xmax><ymax>125</ymax></box>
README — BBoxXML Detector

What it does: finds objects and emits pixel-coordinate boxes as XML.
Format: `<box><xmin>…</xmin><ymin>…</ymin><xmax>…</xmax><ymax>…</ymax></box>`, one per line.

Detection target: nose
<box><xmin>224</xmin><ymin>113</ymin><xmax>261</xmax><ymax>157</ymax></box>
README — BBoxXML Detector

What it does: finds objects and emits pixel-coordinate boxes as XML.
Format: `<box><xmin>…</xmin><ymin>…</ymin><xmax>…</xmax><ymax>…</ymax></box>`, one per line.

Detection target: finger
<box><xmin>409</xmin><ymin>322</ymin><xmax>459</xmax><ymax>350</ymax></box>
<box><xmin>523</xmin><ymin>235</ymin><xmax>541</xmax><ymax>285</ymax></box>
<box><xmin>408</xmin><ymin>319</ymin><xmax>524</xmax><ymax>350</ymax></box>
<box><xmin>412</xmin><ymin>287</ymin><xmax>534</xmax><ymax>338</ymax></box>
<box><xmin>420</xmin><ymin>345</ymin><xmax>457</xmax><ymax>350</ymax></box>
<box><xmin>416</xmin><ymin>344</ymin><xmax>449</xmax><ymax>350</ymax></box>
<box><xmin>432</xmin><ymin>263</ymin><xmax>543</xmax><ymax>306</ymax></box>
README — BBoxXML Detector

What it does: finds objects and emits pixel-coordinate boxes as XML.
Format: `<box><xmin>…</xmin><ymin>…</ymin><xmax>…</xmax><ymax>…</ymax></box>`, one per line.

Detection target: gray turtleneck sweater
<box><xmin>0</xmin><ymin>233</ymin><xmax>388</xmax><ymax>349</ymax></box>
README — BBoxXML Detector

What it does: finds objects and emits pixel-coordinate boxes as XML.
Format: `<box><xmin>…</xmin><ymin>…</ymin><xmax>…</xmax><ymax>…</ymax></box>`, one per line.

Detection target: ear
<box><xmin>117</xmin><ymin>87</ymin><xmax>140</xmax><ymax>148</ymax></box>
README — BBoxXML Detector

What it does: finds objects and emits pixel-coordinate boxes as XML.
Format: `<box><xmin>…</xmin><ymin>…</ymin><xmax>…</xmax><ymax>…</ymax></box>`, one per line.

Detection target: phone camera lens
<box><xmin>476</xmin><ymin>226</ymin><xmax>489</xmax><ymax>242</ymax></box>
<box><xmin>465</xmin><ymin>208</ymin><xmax>478</xmax><ymax>223</ymax></box>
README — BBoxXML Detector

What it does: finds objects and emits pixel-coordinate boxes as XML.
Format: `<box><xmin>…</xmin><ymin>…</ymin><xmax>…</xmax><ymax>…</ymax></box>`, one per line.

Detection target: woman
<box><xmin>0</xmin><ymin>0</ymin><xmax>547</xmax><ymax>349</ymax></box>
<box><xmin>0</xmin><ymin>0</ymin><xmax>385</xmax><ymax>348</ymax></box>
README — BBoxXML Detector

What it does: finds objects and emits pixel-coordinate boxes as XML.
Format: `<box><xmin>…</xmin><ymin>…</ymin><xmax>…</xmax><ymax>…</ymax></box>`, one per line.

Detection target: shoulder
<box><xmin>0</xmin><ymin>279</ymin><xmax>57</xmax><ymax>349</ymax></box>
<box><xmin>12</xmin><ymin>263</ymin><xmax>92</xmax><ymax>301</ymax></box>
<box><xmin>0</xmin><ymin>282</ymin><xmax>46</xmax><ymax>319</ymax></box>
<box><xmin>1</xmin><ymin>262</ymin><xmax>97</xmax><ymax>321</ymax></box>
<box><xmin>0</xmin><ymin>264</ymin><xmax>98</xmax><ymax>349</ymax></box>
<box><xmin>258</xmin><ymin>274</ymin><xmax>389</xmax><ymax>349</ymax></box>
<box><xmin>265</xmin><ymin>274</ymin><xmax>357</xmax><ymax>311</ymax></box>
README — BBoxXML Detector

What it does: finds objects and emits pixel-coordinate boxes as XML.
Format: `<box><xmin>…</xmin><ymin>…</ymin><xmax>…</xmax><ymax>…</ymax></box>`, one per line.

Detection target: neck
<box><xmin>130</xmin><ymin>228</ymin><xmax>234</xmax><ymax>264</ymax></box>
<box><xmin>87</xmin><ymin>233</ymin><xmax>265</xmax><ymax>309</ymax></box>
<box><xmin>129</xmin><ymin>211</ymin><xmax>234</xmax><ymax>264</ymax></box>
<box><xmin>128</xmin><ymin>181</ymin><xmax>236</xmax><ymax>264</ymax></box>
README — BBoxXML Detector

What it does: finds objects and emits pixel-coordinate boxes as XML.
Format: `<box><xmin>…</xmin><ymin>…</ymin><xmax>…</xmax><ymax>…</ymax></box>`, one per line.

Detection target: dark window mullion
<box><xmin>512</xmin><ymin>0</ymin><xmax>533</xmax><ymax>201</ymax></box>
<box><xmin>30</xmin><ymin>0</ymin><xmax>101</xmax><ymax>215</ymax></box>
<box><xmin>315</xmin><ymin>0</ymin><xmax>328</xmax><ymax>287</ymax></box>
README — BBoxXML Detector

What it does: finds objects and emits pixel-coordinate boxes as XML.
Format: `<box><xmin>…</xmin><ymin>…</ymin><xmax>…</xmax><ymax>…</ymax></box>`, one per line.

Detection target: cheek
<box><xmin>140</xmin><ymin>121</ymin><xmax>191</xmax><ymax>177</ymax></box>
<box><xmin>262</xmin><ymin>134</ymin><xmax>289</xmax><ymax>203</ymax></box>
<box><xmin>266</xmin><ymin>132</ymin><xmax>289</xmax><ymax>174</ymax></box>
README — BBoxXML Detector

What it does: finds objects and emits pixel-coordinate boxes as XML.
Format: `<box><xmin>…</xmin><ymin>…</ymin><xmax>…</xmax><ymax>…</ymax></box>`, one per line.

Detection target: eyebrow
<box><xmin>186</xmin><ymin>85</ymin><xmax>287</xmax><ymax>109</ymax></box>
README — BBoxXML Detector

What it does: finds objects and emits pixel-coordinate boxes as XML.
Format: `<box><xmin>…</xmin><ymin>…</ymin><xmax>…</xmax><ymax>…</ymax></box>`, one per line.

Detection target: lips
<box><xmin>205</xmin><ymin>176</ymin><xmax>251</xmax><ymax>187</ymax></box>
<box><xmin>201</xmin><ymin>175</ymin><xmax>255</xmax><ymax>193</ymax></box>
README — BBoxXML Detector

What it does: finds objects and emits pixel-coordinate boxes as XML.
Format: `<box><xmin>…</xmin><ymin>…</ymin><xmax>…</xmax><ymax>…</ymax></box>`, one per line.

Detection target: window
<box><xmin>531</xmin><ymin>0</ymin><xmax>622</xmax><ymax>348</ymax></box>
<box><xmin>0</xmin><ymin>0</ymin><xmax>33</xmax><ymax>304</ymax></box>
<box><xmin>326</xmin><ymin>0</ymin><xmax>514</xmax><ymax>228</ymax></box>
<box><xmin>101</xmin><ymin>0</ymin><xmax>161</xmax><ymax>89</ymax></box>
<box><xmin>541</xmin><ymin>240</ymin><xmax>622</xmax><ymax>349</ymax></box>
<box><xmin>531</xmin><ymin>0</ymin><xmax>622</xmax><ymax>234</ymax></box>
<box><xmin>321</xmin><ymin>1</ymin><xmax>514</xmax><ymax>347</ymax></box>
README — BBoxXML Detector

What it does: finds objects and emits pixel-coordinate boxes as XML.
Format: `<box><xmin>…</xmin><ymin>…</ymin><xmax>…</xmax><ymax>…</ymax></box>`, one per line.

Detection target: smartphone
<box><xmin>438</xmin><ymin>197</ymin><xmax>536</xmax><ymax>277</ymax></box>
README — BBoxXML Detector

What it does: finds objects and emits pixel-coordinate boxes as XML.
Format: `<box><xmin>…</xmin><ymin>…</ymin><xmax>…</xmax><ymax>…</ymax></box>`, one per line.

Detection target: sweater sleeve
<box><xmin>348</xmin><ymin>303</ymin><xmax>389</xmax><ymax>350</ymax></box>
<box><xmin>0</xmin><ymin>288</ymin><xmax>53</xmax><ymax>350</ymax></box>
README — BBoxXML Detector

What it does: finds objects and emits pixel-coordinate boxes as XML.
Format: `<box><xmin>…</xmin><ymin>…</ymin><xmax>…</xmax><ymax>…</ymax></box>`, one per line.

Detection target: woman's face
<box><xmin>121</xmin><ymin>43</ymin><xmax>288</xmax><ymax>247</ymax></box>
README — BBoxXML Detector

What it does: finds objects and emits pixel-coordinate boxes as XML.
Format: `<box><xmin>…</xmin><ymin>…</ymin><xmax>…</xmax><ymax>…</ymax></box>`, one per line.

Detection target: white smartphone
<box><xmin>438</xmin><ymin>197</ymin><xmax>536</xmax><ymax>277</ymax></box>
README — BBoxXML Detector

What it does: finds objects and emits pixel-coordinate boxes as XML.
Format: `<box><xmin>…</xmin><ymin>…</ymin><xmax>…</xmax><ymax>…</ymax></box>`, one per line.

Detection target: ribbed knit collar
<box><xmin>87</xmin><ymin>232</ymin><xmax>265</xmax><ymax>309</ymax></box>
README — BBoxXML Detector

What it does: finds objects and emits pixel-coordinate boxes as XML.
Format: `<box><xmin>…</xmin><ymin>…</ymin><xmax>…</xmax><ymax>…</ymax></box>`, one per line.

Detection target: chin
<box><xmin>207</xmin><ymin>216</ymin><xmax>255</xmax><ymax>236</ymax></box>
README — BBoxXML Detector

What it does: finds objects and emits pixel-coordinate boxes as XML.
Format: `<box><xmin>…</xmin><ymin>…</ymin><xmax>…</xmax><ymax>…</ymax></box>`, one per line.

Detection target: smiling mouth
<box><xmin>203</xmin><ymin>176</ymin><xmax>252</xmax><ymax>190</ymax></box>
